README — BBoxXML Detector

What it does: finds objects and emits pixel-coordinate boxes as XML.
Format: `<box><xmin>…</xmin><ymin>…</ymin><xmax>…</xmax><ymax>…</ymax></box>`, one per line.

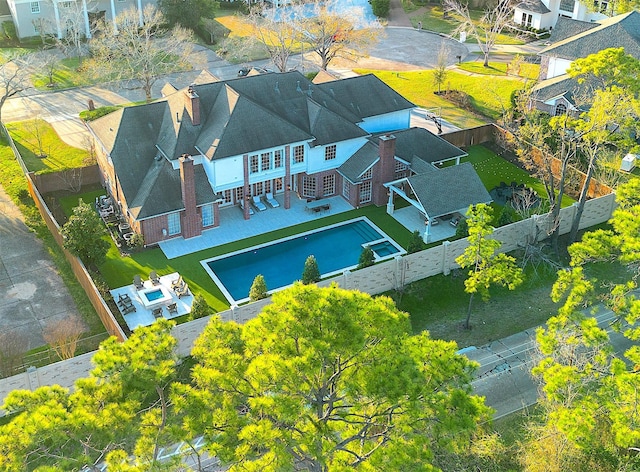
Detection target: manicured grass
<box><xmin>6</xmin><ymin>120</ymin><xmax>91</xmax><ymax>174</ymax></box>
<box><xmin>0</xmin><ymin>136</ymin><xmax>104</xmax><ymax>336</ymax></box>
<box><xmin>96</xmin><ymin>204</ymin><xmax>415</xmax><ymax>313</ymax></box>
<box><xmin>411</xmin><ymin>5</ymin><xmax>525</xmax><ymax>45</ymax></box>
<box><xmin>457</xmin><ymin>61</ymin><xmax>540</xmax><ymax>80</ymax></box>
<box><xmin>354</xmin><ymin>68</ymin><xmax>526</xmax><ymax>125</ymax></box>
<box><xmin>32</xmin><ymin>57</ymin><xmax>91</xmax><ymax>90</ymax></box>
<box><xmin>464</xmin><ymin>144</ymin><xmax>575</xmax><ymax>208</ymax></box>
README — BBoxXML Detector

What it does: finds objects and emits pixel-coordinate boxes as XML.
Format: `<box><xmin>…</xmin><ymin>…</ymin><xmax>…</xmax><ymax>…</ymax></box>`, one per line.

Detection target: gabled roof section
<box><xmin>548</xmin><ymin>17</ymin><xmax>598</xmax><ymax>43</ymax></box>
<box><xmin>130</xmin><ymin>163</ymin><xmax>217</xmax><ymax>220</ymax></box>
<box><xmin>516</xmin><ymin>0</ymin><xmax>550</xmax><ymax>15</ymax></box>
<box><xmin>90</xmin><ymin>102</ymin><xmax>167</xmax><ymax>203</ymax></box>
<box><xmin>387</xmin><ymin>127</ymin><xmax>467</xmax><ymax>164</ymax></box>
<box><xmin>195</xmin><ymin>84</ymin><xmax>313</xmax><ymax>160</ymax></box>
<box><xmin>532</xmin><ymin>73</ymin><xmax>595</xmax><ymax>107</ymax></box>
<box><xmin>337</xmin><ymin>142</ymin><xmax>379</xmax><ymax>184</ymax></box>
<box><xmin>315</xmin><ymin>73</ymin><xmax>415</xmax><ymax>119</ymax></box>
<box><xmin>306</xmin><ymin>98</ymin><xmax>368</xmax><ymax>146</ymax></box>
<box><xmin>539</xmin><ymin>11</ymin><xmax>640</xmax><ymax>61</ymax></box>
<box><xmin>407</xmin><ymin>163</ymin><xmax>492</xmax><ymax>218</ymax></box>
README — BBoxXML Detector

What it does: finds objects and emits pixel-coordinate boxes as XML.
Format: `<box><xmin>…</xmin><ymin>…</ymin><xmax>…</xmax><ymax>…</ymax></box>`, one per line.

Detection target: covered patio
<box><xmin>385</xmin><ymin>162</ymin><xmax>493</xmax><ymax>243</ymax></box>
<box><xmin>110</xmin><ymin>272</ymin><xmax>194</xmax><ymax>330</ymax></box>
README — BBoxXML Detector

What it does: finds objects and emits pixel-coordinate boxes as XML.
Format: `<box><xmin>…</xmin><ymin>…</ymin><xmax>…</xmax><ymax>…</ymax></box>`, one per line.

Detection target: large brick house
<box><xmin>88</xmin><ymin>71</ymin><xmax>488</xmax><ymax>247</ymax></box>
<box><xmin>531</xmin><ymin>11</ymin><xmax>640</xmax><ymax>115</ymax></box>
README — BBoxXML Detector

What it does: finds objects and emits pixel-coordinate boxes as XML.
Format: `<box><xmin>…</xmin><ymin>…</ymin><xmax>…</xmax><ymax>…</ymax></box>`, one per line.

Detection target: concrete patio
<box><xmin>109</xmin><ymin>272</ymin><xmax>194</xmax><ymax>330</ymax></box>
<box><xmin>159</xmin><ymin>194</ymin><xmax>354</xmax><ymax>259</ymax></box>
<box><xmin>390</xmin><ymin>206</ymin><xmax>458</xmax><ymax>243</ymax></box>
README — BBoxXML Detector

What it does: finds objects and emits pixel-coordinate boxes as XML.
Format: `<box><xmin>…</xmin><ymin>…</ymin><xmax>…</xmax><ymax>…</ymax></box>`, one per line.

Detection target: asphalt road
<box><xmin>469</xmin><ymin>304</ymin><xmax>636</xmax><ymax>418</ymax></box>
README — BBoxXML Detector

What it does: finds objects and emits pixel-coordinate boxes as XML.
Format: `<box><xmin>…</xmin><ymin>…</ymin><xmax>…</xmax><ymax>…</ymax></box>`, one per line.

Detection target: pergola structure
<box><xmin>385</xmin><ymin>162</ymin><xmax>492</xmax><ymax>242</ymax></box>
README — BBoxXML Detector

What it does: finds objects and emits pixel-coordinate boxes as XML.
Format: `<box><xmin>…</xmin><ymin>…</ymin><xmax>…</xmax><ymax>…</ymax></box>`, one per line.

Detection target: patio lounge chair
<box><xmin>252</xmin><ymin>195</ymin><xmax>267</xmax><ymax>212</ymax></box>
<box><xmin>240</xmin><ymin>198</ymin><xmax>255</xmax><ymax>215</ymax></box>
<box><xmin>133</xmin><ymin>274</ymin><xmax>144</xmax><ymax>290</ymax></box>
<box><xmin>167</xmin><ymin>302</ymin><xmax>178</xmax><ymax>316</ymax></box>
<box><xmin>265</xmin><ymin>192</ymin><xmax>280</xmax><ymax>208</ymax></box>
<box><xmin>175</xmin><ymin>283</ymin><xmax>190</xmax><ymax>299</ymax></box>
<box><xmin>149</xmin><ymin>270</ymin><xmax>161</xmax><ymax>285</ymax></box>
<box><xmin>118</xmin><ymin>293</ymin><xmax>132</xmax><ymax>305</ymax></box>
<box><xmin>152</xmin><ymin>307</ymin><xmax>163</xmax><ymax>319</ymax></box>
<box><xmin>171</xmin><ymin>275</ymin><xmax>184</xmax><ymax>291</ymax></box>
<box><xmin>122</xmin><ymin>304</ymin><xmax>136</xmax><ymax>315</ymax></box>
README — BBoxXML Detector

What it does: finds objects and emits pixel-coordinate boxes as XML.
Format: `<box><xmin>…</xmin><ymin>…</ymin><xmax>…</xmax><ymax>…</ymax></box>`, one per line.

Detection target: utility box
<box><xmin>621</xmin><ymin>153</ymin><xmax>637</xmax><ymax>172</ymax></box>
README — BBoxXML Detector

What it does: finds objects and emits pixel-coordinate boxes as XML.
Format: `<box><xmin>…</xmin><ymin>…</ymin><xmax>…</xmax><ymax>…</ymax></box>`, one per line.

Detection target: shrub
<box><xmin>496</xmin><ymin>205</ymin><xmax>517</xmax><ymax>226</ymax></box>
<box><xmin>189</xmin><ymin>294</ymin><xmax>212</xmax><ymax>320</ymax></box>
<box><xmin>302</xmin><ymin>255</ymin><xmax>320</xmax><ymax>284</ymax></box>
<box><xmin>79</xmin><ymin>106</ymin><xmax>122</xmax><ymax>122</ymax></box>
<box><xmin>249</xmin><ymin>274</ymin><xmax>268</xmax><ymax>301</ymax></box>
<box><xmin>407</xmin><ymin>230</ymin><xmax>426</xmax><ymax>254</ymax></box>
<box><xmin>357</xmin><ymin>246</ymin><xmax>375</xmax><ymax>269</ymax></box>
<box><xmin>371</xmin><ymin>0</ymin><xmax>391</xmax><ymax>17</ymax></box>
<box><xmin>454</xmin><ymin>218</ymin><xmax>469</xmax><ymax>239</ymax></box>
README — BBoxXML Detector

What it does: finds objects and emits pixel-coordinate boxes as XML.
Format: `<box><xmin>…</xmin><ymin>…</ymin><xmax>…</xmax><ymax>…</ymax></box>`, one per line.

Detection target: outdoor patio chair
<box><xmin>122</xmin><ymin>304</ymin><xmax>136</xmax><ymax>315</ymax></box>
<box><xmin>152</xmin><ymin>307</ymin><xmax>163</xmax><ymax>319</ymax></box>
<box><xmin>149</xmin><ymin>270</ymin><xmax>161</xmax><ymax>285</ymax></box>
<box><xmin>175</xmin><ymin>283</ymin><xmax>190</xmax><ymax>299</ymax></box>
<box><xmin>252</xmin><ymin>195</ymin><xmax>267</xmax><ymax>212</ymax></box>
<box><xmin>240</xmin><ymin>198</ymin><xmax>255</xmax><ymax>215</ymax></box>
<box><xmin>167</xmin><ymin>302</ymin><xmax>178</xmax><ymax>315</ymax></box>
<box><xmin>133</xmin><ymin>274</ymin><xmax>144</xmax><ymax>290</ymax></box>
<box><xmin>171</xmin><ymin>275</ymin><xmax>184</xmax><ymax>291</ymax></box>
<box><xmin>265</xmin><ymin>192</ymin><xmax>280</xmax><ymax>208</ymax></box>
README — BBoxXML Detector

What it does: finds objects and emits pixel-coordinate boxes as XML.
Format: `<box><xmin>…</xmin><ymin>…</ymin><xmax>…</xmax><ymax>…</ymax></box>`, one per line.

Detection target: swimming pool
<box><xmin>201</xmin><ymin>218</ymin><xmax>404</xmax><ymax>304</ymax></box>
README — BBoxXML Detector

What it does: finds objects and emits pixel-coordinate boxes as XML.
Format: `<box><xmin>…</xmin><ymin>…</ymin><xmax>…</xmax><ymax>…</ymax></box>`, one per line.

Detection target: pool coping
<box><xmin>200</xmin><ymin>217</ymin><xmax>405</xmax><ymax>306</ymax></box>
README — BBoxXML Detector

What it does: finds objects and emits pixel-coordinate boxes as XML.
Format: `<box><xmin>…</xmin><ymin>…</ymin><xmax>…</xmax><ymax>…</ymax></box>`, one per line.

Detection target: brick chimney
<box><xmin>179</xmin><ymin>154</ymin><xmax>201</xmax><ymax>239</ymax></box>
<box><xmin>373</xmin><ymin>134</ymin><xmax>396</xmax><ymax>206</ymax></box>
<box><xmin>185</xmin><ymin>85</ymin><xmax>200</xmax><ymax>126</ymax></box>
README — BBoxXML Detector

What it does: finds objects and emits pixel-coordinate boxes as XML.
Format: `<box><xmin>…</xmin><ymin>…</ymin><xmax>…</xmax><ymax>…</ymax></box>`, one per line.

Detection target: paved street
<box><xmin>469</xmin><ymin>304</ymin><xmax>636</xmax><ymax>418</ymax></box>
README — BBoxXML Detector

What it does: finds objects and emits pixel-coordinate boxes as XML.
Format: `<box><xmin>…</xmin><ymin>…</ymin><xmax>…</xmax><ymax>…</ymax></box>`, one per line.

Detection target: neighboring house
<box><xmin>530</xmin><ymin>10</ymin><xmax>640</xmax><ymax>115</ymax></box>
<box><xmin>513</xmin><ymin>0</ymin><xmax>607</xmax><ymax>31</ymax></box>
<box><xmin>7</xmin><ymin>0</ymin><xmax>153</xmax><ymax>40</ymax></box>
<box><xmin>88</xmin><ymin>71</ymin><xmax>490</xmax><ymax>247</ymax></box>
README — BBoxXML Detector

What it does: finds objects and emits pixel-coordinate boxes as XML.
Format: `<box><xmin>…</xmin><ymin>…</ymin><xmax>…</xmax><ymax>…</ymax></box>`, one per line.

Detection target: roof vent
<box><xmin>154</xmin><ymin>154</ymin><xmax>163</xmax><ymax>161</ymax></box>
<box><xmin>296</xmin><ymin>81</ymin><xmax>302</xmax><ymax>93</ymax></box>
<box><xmin>275</xmin><ymin>81</ymin><xmax>280</xmax><ymax>94</ymax></box>
<box><xmin>307</xmin><ymin>84</ymin><xmax>313</xmax><ymax>97</ymax></box>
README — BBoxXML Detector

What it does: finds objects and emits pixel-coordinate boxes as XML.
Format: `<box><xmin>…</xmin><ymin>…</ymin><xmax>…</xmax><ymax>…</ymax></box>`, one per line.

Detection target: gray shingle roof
<box><xmin>407</xmin><ymin>162</ymin><xmax>492</xmax><ymax>218</ymax></box>
<box><xmin>387</xmin><ymin>127</ymin><xmax>467</xmax><ymax>165</ymax></box>
<box><xmin>548</xmin><ymin>17</ymin><xmax>598</xmax><ymax>43</ymax></box>
<box><xmin>89</xmin><ymin>71</ymin><xmax>414</xmax><ymax>222</ymax></box>
<box><xmin>516</xmin><ymin>0</ymin><xmax>550</xmax><ymax>14</ymax></box>
<box><xmin>315</xmin><ymin>74</ymin><xmax>415</xmax><ymax>119</ymax></box>
<box><xmin>337</xmin><ymin>142</ymin><xmax>379</xmax><ymax>184</ymax></box>
<box><xmin>539</xmin><ymin>11</ymin><xmax>640</xmax><ymax>61</ymax></box>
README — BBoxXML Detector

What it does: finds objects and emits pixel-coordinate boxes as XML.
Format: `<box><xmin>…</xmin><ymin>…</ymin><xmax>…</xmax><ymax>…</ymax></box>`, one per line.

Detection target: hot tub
<box><xmin>138</xmin><ymin>285</ymin><xmax>173</xmax><ymax>309</ymax></box>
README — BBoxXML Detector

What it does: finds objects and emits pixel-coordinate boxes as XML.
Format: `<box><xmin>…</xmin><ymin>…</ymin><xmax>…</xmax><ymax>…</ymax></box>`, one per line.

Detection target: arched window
<box><xmin>555</xmin><ymin>103</ymin><xmax>567</xmax><ymax>116</ymax></box>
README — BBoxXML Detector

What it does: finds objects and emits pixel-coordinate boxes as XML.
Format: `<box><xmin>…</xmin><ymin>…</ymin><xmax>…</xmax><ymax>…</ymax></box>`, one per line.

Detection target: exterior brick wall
<box><xmin>142</xmin><ymin>214</ymin><xmax>170</xmax><ymax>246</ymax></box>
<box><xmin>539</xmin><ymin>56</ymin><xmax>550</xmax><ymax>81</ymax></box>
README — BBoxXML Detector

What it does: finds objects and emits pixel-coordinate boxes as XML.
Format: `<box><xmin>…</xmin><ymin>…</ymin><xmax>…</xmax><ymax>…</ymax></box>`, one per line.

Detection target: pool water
<box><xmin>203</xmin><ymin>218</ymin><xmax>401</xmax><ymax>303</ymax></box>
<box><xmin>144</xmin><ymin>289</ymin><xmax>164</xmax><ymax>302</ymax></box>
<box><xmin>370</xmin><ymin>241</ymin><xmax>398</xmax><ymax>257</ymax></box>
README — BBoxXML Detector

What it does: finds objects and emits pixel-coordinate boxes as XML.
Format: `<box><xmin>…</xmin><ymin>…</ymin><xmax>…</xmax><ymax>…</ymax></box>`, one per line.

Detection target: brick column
<box><xmin>213</xmin><ymin>201</ymin><xmax>220</xmax><ymax>228</ymax></box>
<box><xmin>284</xmin><ymin>145</ymin><xmax>291</xmax><ymax>209</ymax></box>
<box><xmin>243</xmin><ymin>154</ymin><xmax>251</xmax><ymax>220</ymax></box>
<box><xmin>179</xmin><ymin>154</ymin><xmax>201</xmax><ymax>239</ymax></box>
<box><xmin>373</xmin><ymin>134</ymin><xmax>396</xmax><ymax>206</ymax></box>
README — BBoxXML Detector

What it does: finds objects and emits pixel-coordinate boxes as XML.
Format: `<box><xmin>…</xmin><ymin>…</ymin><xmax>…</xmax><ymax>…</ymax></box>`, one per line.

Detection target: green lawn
<box><xmin>6</xmin><ymin>120</ymin><xmax>91</xmax><ymax>173</ymax></box>
<box><xmin>32</xmin><ymin>57</ymin><xmax>91</xmax><ymax>90</ymax></box>
<box><xmin>57</xmin><ymin>202</ymin><xmax>414</xmax><ymax>314</ymax></box>
<box><xmin>464</xmin><ymin>145</ymin><xmax>575</xmax><ymax>208</ymax></box>
<box><xmin>355</xmin><ymin>69</ymin><xmax>526</xmax><ymax>126</ymax></box>
<box><xmin>412</xmin><ymin>5</ymin><xmax>525</xmax><ymax>45</ymax></box>
<box><xmin>457</xmin><ymin>61</ymin><xmax>540</xmax><ymax>80</ymax></box>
